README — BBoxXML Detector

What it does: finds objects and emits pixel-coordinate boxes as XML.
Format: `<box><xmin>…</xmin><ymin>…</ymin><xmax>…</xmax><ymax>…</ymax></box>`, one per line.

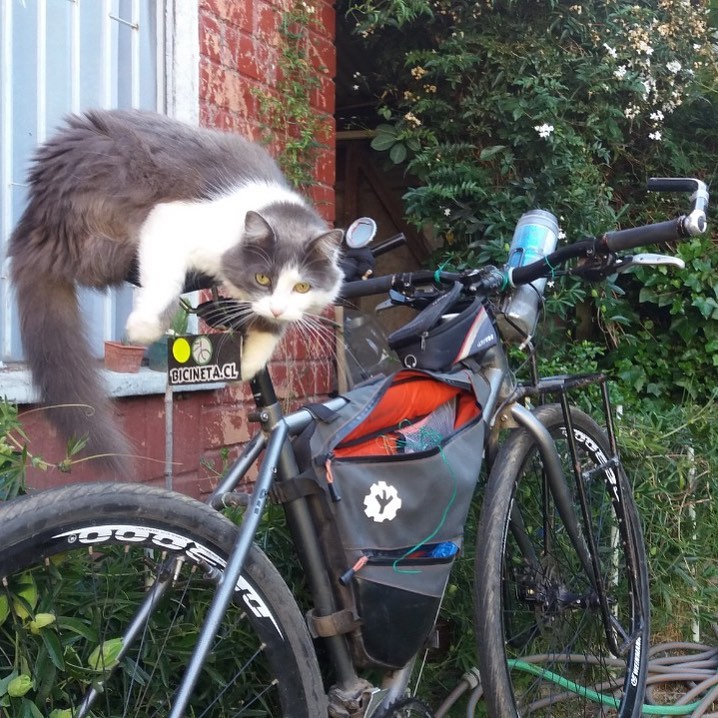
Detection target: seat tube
<box><xmin>250</xmin><ymin>369</ymin><xmax>359</xmax><ymax>687</ymax></box>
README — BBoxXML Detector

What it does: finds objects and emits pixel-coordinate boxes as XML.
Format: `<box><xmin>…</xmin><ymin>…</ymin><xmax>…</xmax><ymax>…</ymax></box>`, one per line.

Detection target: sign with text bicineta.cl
<box><xmin>167</xmin><ymin>333</ymin><xmax>242</xmax><ymax>386</ymax></box>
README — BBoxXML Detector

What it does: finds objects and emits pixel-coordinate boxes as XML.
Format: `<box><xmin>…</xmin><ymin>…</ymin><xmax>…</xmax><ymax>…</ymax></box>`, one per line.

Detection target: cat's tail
<box><xmin>11</xmin><ymin>258</ymin><xmax>132</xmax><ymax>477</ymax></box>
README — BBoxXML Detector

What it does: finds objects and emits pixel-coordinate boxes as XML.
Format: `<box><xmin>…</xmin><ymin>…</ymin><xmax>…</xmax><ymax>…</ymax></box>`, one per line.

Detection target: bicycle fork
<box><xmin>509</xmin><ymin>396</ymin><xmax>642</xmax><ymax>659</ymax></box>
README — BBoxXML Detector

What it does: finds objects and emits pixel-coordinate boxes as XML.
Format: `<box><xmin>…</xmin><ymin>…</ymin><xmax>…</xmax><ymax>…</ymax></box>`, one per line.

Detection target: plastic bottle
<box><xmin>499</xmin><ymin>209</ymin><xmax>559</xmax><ymax>343</ymax></box>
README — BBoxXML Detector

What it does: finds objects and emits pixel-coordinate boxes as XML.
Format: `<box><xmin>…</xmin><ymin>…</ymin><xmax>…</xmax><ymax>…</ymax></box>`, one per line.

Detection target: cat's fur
<box><xmin>9</xmin><ymin>109</ymin><xmax>343</xmax><ymax>475</ymax></box>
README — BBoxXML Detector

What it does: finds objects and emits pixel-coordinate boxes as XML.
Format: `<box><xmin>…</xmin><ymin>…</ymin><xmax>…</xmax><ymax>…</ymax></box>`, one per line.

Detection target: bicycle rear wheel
<box><xmin>475</xmin><ymin>404</ymin><xmax>649</xmax><ymax>717</ymax></box>
<box><xmin>0</xmin><ymin>482</ymin><xmax>326</xmax><ymax>717</ymax></box>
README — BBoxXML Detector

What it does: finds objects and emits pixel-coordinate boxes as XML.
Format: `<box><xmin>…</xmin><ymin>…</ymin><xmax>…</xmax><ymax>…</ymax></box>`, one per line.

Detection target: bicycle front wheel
<box><xmin>475</xmin><ymin>404</ymin><xmax>649</xmax><ymax>717</ymax></box>
<box><xmin>0</xmin><ymin>482</ymin><xmax>326</xmax><ymax>717</ymax></box>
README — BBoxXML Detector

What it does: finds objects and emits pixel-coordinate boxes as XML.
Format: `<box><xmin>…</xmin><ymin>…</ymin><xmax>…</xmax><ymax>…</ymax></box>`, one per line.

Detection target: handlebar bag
<box><xmin>286</xmin><ymin>368</ymin><xmax>488</xmax><ymax>669</ymax></box>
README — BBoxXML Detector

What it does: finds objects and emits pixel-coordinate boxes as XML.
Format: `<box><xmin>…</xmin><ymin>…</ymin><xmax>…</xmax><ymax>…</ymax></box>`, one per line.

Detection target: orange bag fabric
<box><xmin>335</xmin><ymin>372</ymin><xmax>480</xmax><ymax>458</ymax></box>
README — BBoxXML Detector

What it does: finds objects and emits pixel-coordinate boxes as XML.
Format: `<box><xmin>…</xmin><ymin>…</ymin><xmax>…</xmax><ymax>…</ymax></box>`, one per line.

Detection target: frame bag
<box><xmin>287</xmin><ymin>369</ymin><xmax>488</xmax><ymax>669</ymax></box>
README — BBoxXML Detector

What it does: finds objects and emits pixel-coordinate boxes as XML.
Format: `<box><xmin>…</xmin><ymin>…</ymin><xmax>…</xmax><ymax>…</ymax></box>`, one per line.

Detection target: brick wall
<box><xmin>19</xmin><ymin>0</ymin><xmax>338</xmax><ymax>497</ymax></box>
<box><xmin>199</xmin><ymin>0</ymin><xmax>337</xmax><ymax>220</ymax></box>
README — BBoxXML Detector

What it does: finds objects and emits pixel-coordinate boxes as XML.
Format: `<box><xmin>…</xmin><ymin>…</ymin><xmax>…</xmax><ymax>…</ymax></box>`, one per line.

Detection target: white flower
<box><xmin>649</xmin><ymin>110</ymin><xmax>664</xmax><ymax>122</ymax></box>
<box><xmin>624</xmin><ymin>104</ymin><xmax>640</xmax><ymax>119</ymax></box>
<box><xmin>649</xmin><ymin>131</ymin><xmax>662</xmax><ymax>141</ymax></box>
<box><xmin>666</xmin><ymin>60</ymin><xmax>682</xmax><ymax>74</ymax></box>
<box><xmin>404</xmin><ymin>112</ymin><xmax>422</xmax><ymax>127</ymax></box>
<box><xmin>443</xmin><ymin>208</ymin><xmax>451</xmax><ymax>216</ymax></box>
<box><xmin>352</xmin><ymin>84</ymin><xmax>360</xmax><ymax>91</ymax></box>
<box><xmin>603</xmin><ymin>43</ymin><xmax>617</xmax><ymax>58</ymax></box>
<box><xmin>614</xmin><ymin>65</ymin><xmax>627</xmax><ymax>79</ymax></box>
<box><xmin>558</xmin><ymin>229</ymin><xmax>567</xmax><ymax>240</ymax></box>
<box><xmin>534</xmin><ymin>123</ymin><xmax>554</xmax><ymax>139</ymax></box>
<box><xmin>641</xmin><ymin>77</ymin><xmax>655</xmax><ymax>98</ymax></box>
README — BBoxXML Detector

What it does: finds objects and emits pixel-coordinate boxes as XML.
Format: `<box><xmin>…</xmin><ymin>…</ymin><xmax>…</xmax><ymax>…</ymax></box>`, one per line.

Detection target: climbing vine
<box><xmin>254</xmin><ymin>0</ymin><xmax>327</xmax><ymax>189</ymax></box>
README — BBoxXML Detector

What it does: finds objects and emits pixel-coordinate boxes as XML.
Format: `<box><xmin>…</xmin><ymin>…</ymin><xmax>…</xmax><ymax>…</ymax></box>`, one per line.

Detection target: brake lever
<box><xmin>375</xmin><ymin>286</ymin><xmax>443</xmax><ymax>312</ymax></box>
<box><xmin>615</xmin><ymin>253</ymin><xmax>686</xmax><ymax>272</ymax></box>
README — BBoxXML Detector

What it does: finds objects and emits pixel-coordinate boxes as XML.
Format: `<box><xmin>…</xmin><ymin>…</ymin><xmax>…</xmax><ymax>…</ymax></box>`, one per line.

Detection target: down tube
<box><xmin>168</xmin><ymin>420</ymin><xmax>289</xmax><ymax>718</ymax></box>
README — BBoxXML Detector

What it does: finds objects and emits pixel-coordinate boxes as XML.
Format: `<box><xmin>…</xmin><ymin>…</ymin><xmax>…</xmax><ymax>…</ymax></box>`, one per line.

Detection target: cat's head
<box><xmin>220</xmin><ymin>205</ymin><xmax>344</xmax><ymax>324</ymax></box>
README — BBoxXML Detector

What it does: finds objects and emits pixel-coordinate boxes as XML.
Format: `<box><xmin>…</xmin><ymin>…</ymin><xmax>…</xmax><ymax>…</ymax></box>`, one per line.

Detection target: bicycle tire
<box><xmin>0</xmin><ymin>482</ymin><xmax>327</xmax><ymax>717</ymax></box>
<box><xmin>475</xmin><ymin>404</ymin><xmax>649</xmax><ymax>717</ymax></box>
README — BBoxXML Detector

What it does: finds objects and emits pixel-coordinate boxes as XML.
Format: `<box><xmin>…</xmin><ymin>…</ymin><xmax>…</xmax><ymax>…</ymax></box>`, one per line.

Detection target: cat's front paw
<box><xmin>241</xmin><ymin>331</ymin><xmax>281</xmax><ymax>380</ymax></box>
<box><xmin>125</xmin><ymin>312</ymin><xmax>165</xmax><ymax>345</ymax></box>
<box><xmin>240</xmin><ymin>352</ymin><xmax>268</xmax><ymax>381</ymax></box>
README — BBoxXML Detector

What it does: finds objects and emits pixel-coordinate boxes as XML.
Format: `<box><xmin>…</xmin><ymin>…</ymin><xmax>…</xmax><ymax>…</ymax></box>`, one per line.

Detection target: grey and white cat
<box><xmin>9</xmin><ymin>109</ymin><xmax>343</xmax><ymax>474</ymax></box>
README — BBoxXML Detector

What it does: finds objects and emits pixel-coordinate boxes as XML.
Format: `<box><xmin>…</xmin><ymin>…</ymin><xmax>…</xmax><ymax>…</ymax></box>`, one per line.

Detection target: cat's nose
<box><xmin>270</xmin><ymin>306</ymin><xmax>283</xmax><ymax>318</ymax></box>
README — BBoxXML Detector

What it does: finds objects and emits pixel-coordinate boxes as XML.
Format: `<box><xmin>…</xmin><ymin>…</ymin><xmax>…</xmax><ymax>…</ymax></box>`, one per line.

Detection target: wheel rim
<box><xmin>500</xmin><ymin>425</ymin><xmax>645</xmax><ymax>716</ymax></box>
<box><xmin>0</xmin><ymin>521</ymin><xmax>292</xmax><ymax>717</ymax></box>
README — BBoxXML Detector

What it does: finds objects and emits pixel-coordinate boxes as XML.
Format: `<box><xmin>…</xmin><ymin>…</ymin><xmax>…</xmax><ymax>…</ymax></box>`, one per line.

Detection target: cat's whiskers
<box><xmin>293</xmin><ymin>315</ymin><xmax>338</xmax><ymax>359</ymax></box>
<box><xmin>199</xmin><ymin>299</ymin><xmax>254</xmax><ymax>330</ymax></box>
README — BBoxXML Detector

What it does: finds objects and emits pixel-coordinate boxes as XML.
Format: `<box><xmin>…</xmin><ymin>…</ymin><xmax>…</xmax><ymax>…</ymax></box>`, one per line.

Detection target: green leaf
<box><xmin>56</xmin><ymin>616</ymin><xmax>98</xmax><ymax>641</ymax></box>
<box><xmin>87</xmin><ymin>638</ymin><xmax>123</xmax><ymax>671</ymax></box>
<box><xmin>7</xmin><ymin>674</ymin><xmax>33</xmax><ymax>698</ymax></box>
<box><xmin>40</xmin><ymin>629</ymin><xmax>66</xmax><ymax>671</ymax></box>
<box><xmin>20</xmin><ymin>698</ymin><xmax>43</xmax><ymax>718</ymax></box>
<box><xmin>479</xmin><ymin>145</ymin><xmax>506</xmax><ymax>160</ymax></box>
<box><xmin>370</xmin><ymin>132</ymin><xmax>397</xmax><ymax>151</ymax></box>
<box><xmin>0</xmin><ymin>671</ymin><xmax>19</xmax><ymax>698</ymax></box>
<box><xmin>0</xmin><ymin>594</ymin><xmax>9</xmax><ymax>627</ymax></box>
<box><xmin>389</xmin><ymin>142</ymin><xmax>408</xmax><ymax>164</ymax></box>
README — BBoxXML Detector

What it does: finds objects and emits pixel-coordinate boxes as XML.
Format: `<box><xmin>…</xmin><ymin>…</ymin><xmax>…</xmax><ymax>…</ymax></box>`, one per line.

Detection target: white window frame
<box><xmin>0</xmin><ymin>0</ymin><xmax>199</xmax><ymax>402</ymax></box>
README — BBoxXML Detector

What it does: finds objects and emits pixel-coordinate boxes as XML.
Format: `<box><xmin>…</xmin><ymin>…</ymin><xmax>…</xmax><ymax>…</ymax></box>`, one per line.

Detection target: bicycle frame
<box><xmin>130</xmin><ymin>323</ymin><xmax>634</xmax><ymax>718</ymax></box>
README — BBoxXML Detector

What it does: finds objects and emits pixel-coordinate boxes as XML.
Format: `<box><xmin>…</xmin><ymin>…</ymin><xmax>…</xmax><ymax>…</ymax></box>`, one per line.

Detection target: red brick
<box><xmin>311</xmin><ymin>35</ymin><xmax>336</xmax><ymax>77</ymax></box>
<box><xmin>201</xmin><ymin>403</ymin><xmax>252</xmax><ymax>450</ymax></box>
<box><xmin>313</xmin><ymin>360</ymin><xmax>336</xmax><ymax>395</ymax></box>
<box><xmin>222</xmin><ymin>25</ymin><xmax>240</xmax><ymax>69</ymax></box>
<box><xmin>201</xmin><ymin>0</ymin><xmax>252</xmax><ymax>32</ymax></box>
<box><xmin>199</xmin><ymin>13</ymin><xmax>223</xmax><ymax>66</ymax></box>
<box><xmin>235</xmin><ymin>33</ymin><xmax>257</xmax><ymax>82</ymax></box>
<box><xmin>256</xmin><ymin>2</ymin><xmax>280</xmax><ymax>43</ymax></box>
<box><xmin>307</xmin><ymin>184</ymin><xmax>336</xmax><ymax>221</ymax></box>
<box><xmin>310</xmin><ymin>77</ymin><xmax>335</xmax><ymax>114</ymax></box>
<box><xmin>169</xmin><ymin>394</ymin><xmax>204</xmax><ymax>474</ymax></box>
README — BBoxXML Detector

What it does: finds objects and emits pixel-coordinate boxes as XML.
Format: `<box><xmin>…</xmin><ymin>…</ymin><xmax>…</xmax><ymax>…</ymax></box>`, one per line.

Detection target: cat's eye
<box><xmin>294</xmin><ymin>282</ymin><xmax>311</xmax><ymax>294</ymax></box>
<box><xmin>255</xmin><ymin>273</ymin><xmax>271</xmax><ymax>287</ymax></box>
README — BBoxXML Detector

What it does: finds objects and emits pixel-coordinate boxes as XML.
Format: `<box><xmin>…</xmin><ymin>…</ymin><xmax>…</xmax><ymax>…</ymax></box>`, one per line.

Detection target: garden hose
<box><xmin>435</xmin><ymin>638</ymin><xmax>718</xmax><ymax>717</ymax></box>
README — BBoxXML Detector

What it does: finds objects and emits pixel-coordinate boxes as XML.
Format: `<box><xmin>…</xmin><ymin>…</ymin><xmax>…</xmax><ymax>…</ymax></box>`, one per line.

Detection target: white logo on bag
<box><xmin>363</xmin><ymin>481</ymin><xmax>402</xmax><ymax>522</ymax></box>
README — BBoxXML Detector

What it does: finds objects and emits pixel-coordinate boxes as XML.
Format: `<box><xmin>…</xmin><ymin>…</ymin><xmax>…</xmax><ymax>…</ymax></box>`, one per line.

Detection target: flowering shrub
<box><xmin>342</xmin><ymin>0</ymin><xmax>718</xmax><ymax>401</ymax></box>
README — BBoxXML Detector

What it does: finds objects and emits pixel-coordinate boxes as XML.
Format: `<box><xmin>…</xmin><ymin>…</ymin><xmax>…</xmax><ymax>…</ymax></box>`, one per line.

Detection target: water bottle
<box><xmin>499</xmin><ymin>209</ymin><xmax>559</xmax><ymax>343</ymax></box>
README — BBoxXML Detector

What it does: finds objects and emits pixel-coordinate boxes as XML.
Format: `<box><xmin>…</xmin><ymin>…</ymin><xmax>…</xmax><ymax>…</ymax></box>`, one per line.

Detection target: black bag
<box><xmin>285</xmin><ymin>369</ymin><xmax>488</xmax><ymax>669</ymax></box>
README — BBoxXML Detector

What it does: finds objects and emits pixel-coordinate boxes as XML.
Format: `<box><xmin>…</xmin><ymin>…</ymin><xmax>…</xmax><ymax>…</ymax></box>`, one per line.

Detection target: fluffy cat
<box><xmin>9</xmin><ymin>109</ymin><xmax>343</xmax><ymax>475</ymax></box>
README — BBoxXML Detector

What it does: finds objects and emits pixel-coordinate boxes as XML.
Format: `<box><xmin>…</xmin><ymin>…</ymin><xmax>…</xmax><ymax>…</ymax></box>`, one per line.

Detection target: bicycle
<box><xmin>0</xmin><ymin>178</ymin><xmax>708</xmax><ymax>718</ymax></box>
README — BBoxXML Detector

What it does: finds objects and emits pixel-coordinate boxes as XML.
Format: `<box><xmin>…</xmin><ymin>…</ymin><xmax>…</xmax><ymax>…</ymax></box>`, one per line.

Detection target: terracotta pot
<box><xmin>104</xmin><ymin>341</ymin><xmax>146</xmax><ymax>373</ymax></box>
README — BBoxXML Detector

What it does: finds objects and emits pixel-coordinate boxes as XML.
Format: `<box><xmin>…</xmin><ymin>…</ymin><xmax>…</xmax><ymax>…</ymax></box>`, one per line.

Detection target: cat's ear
<box><xmin>244</xmin><ymin>211</ymin><xmax>275</xmax><ymax>243</ymax></box>
<box><xmin>310</xmin><ymin>228</ymin><xmax>344</xmax><ymax>254</ymax></box>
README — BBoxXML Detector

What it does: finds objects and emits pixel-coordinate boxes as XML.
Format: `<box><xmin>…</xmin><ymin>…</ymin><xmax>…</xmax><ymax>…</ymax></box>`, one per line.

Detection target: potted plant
<box><xmin>104</xmin><ymin>338</ymin><xmax>146</xmax><ymax>373</ymax></box>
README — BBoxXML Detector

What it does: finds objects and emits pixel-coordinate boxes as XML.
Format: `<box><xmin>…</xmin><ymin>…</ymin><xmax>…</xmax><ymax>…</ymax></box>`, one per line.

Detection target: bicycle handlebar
<box><xmin>341</xmin><ymin>177</ymin><xmax>709</xmax><ymax>300</ymax></box>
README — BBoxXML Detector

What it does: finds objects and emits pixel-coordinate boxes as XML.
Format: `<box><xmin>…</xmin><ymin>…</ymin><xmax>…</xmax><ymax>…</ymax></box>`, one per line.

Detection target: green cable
<box><xmin>392</xmin><ymin>427</ymin><xmax>457</xmax><ymax>574</ymax></box>
<box><xmin>508</xmin><ymin>659</ymin><xmax>701</xmax><ymax>715</ymax></box>
<box><xmin>544</xmin><ymin>255</ymin><xmax>557</xmax><ymax>278</ymax></box>
<box><xmin>434</xmin><ymin>262</ymin><xmax>448</xmax><ymax>283</ymax></box>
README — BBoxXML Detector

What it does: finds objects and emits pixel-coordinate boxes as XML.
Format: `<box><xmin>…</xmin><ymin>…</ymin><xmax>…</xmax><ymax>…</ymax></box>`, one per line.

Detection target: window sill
<box><xmin>0</xmin><ymin>365</ymin><xmax>223</xmax><ymax>404</ymax></box>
